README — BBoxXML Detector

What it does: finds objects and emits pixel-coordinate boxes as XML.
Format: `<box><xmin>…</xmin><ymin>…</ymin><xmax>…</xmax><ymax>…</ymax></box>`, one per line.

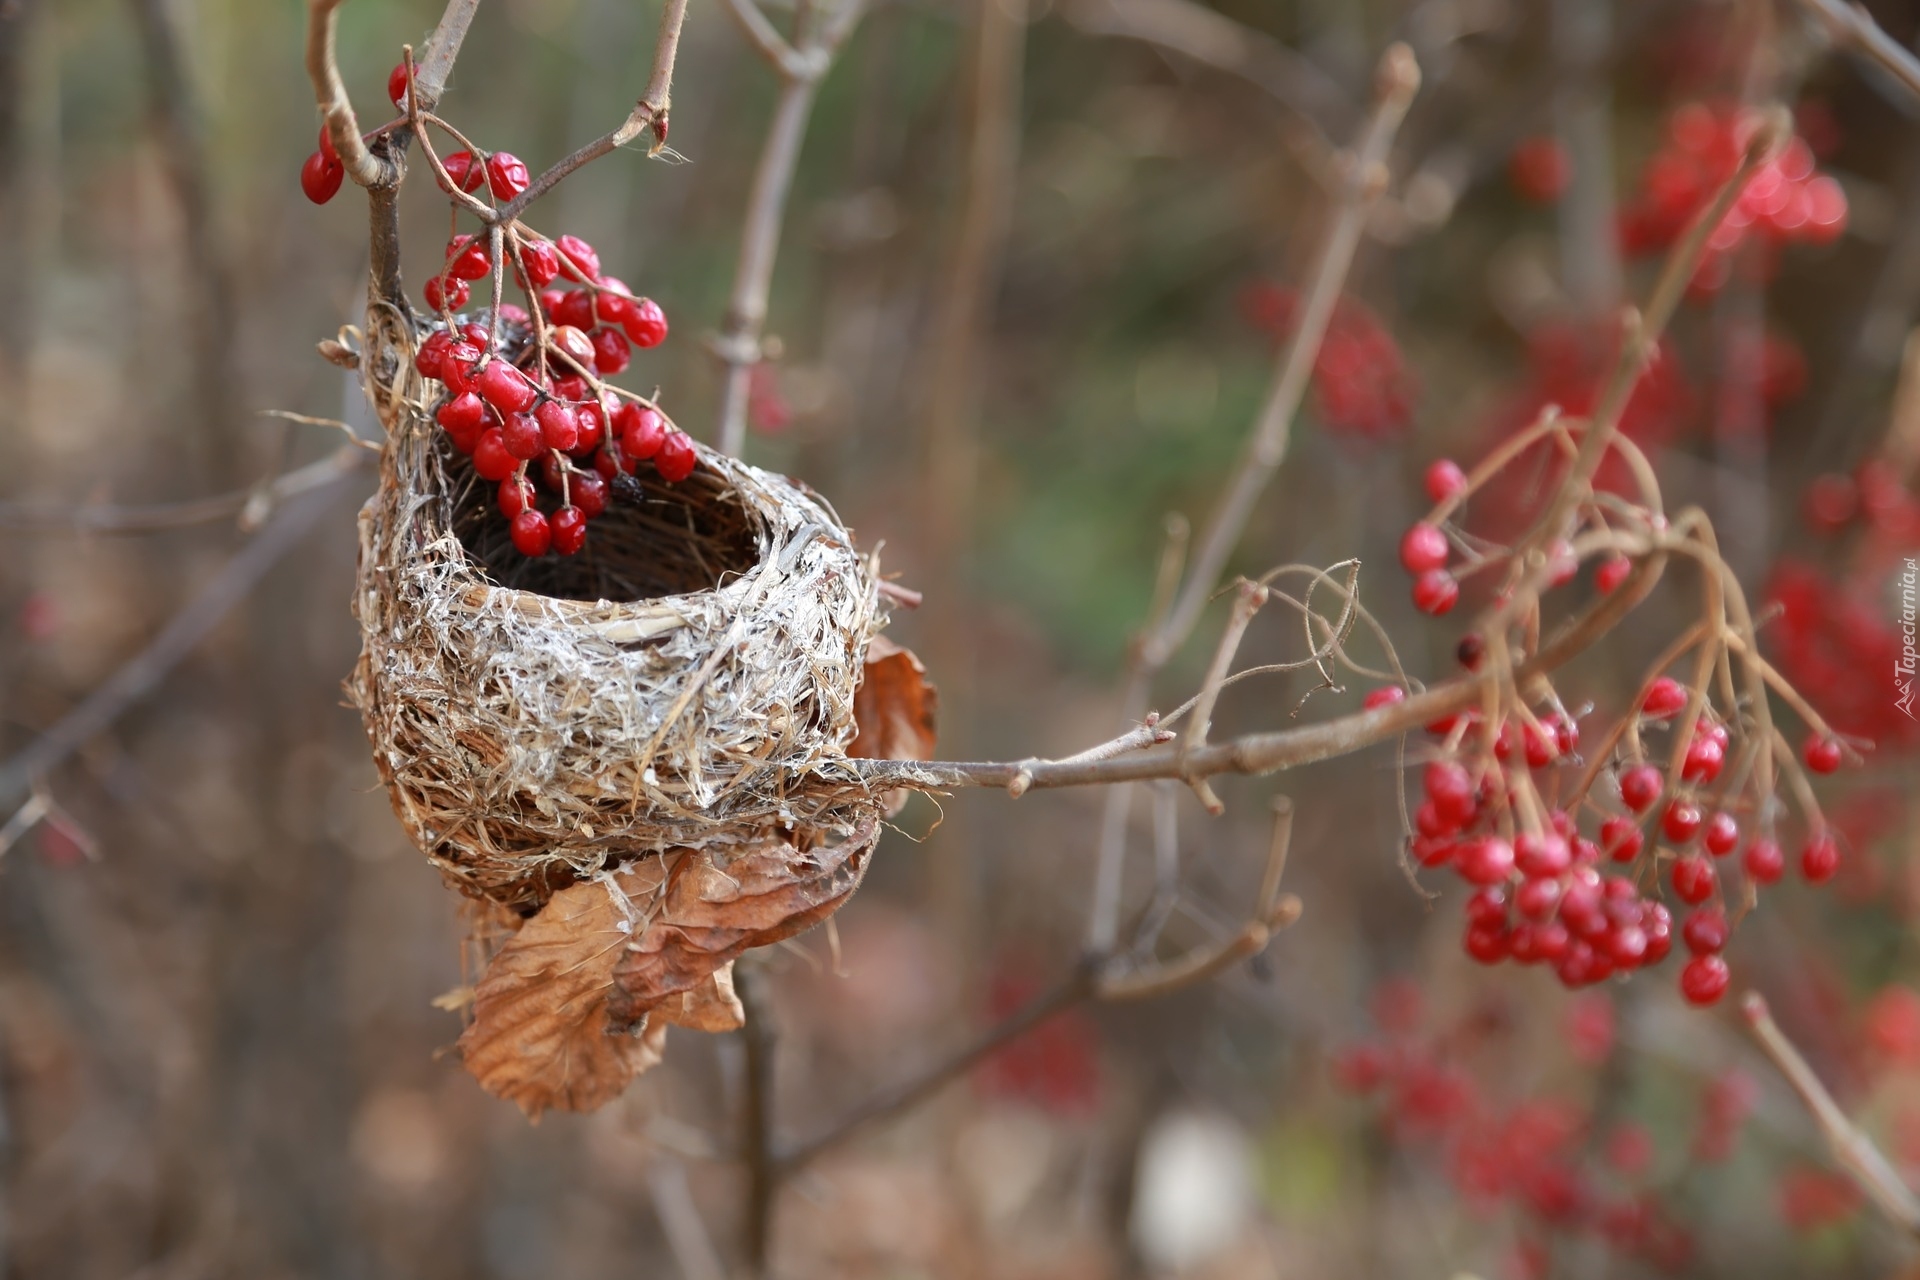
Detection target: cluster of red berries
<box><xmin>1619</xmin><ymin>103</ymin><xmax>1846</xmax><ymax>294</ymax></box>
<box><xmin>1765</xmin><ymin>559</ymin><xmax>1920</xmax><ymax>749</ymax></box>
<box><xmin>1376</xmin><ymin>668</ymin><xmax>1852</xmax><ymax>1006</ymax></box>
<box><xmin>1239</xmin><ymin>284</ymin><xmax>1416</xmax><ymax>440</ymax></box>
<box><xmin>1331</xmin><ymin>990</ymin><xmax>1696</xmax><ymax>1273</ymax></box>
<box><xmin>1801</xmin><ymin>456</ymin><xmax>1920</xmax><ymax>545</ymax></box>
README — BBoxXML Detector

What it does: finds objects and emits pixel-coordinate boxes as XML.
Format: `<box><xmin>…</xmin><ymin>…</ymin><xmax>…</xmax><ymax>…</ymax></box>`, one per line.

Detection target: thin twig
<box><xmin>0</xmin><ymin>478</ymin><xmax>365</xmax><ymax>812</ymax></box>
<box><xmin>0</xmin><ymin>447</ymin><xmax>370</xmax><ymax>535</ymax></box>
<box><xmin>736</xmin><ymin>962</ymin><xmax>778</xmax><ymax>1275</ymax></box>
<box><xmin>645</xmin><ymin>1158</ymin><xmax>728</xmax><ymax>1280</ymax></box>
<box><xmin>1177</xmin><ymin>578</ymin><xmax>1270</xmax><ymax>814</ymax></box>
<box><xmin>1742</xmin><ymin>992</ymin><xmax>1920</xmax><ymax>1236</ymax></box>
<box><xmin>1791</xmin><ymin>0</ymin><xmax>1920</xmax><ymax>102</ymax></box>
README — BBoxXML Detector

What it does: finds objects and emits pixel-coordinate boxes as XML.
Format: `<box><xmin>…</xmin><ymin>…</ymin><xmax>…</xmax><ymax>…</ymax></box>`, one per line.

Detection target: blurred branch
<box><xmin>1083</xmin><ymin>42</ymin><xmax>1418</xmax><ymax>955</ymax></box>
<box><xmin>1062</xmin><ymin>0</ymin><xmax>1350</xmax><ymax>142</ymax></box>
<box><xmin>0</xmin><ymin>446</ymin><xmax>369</xmax><ymax>536</ymax></box>
<box><xmin>1791</xmin><ymin>0</ymin><xmax>1920</xmax><ymax>102</ymax></box>
<box><xmin>0</xmin><ymin>477</ymin><xmax>366</xmax><ymax>812</ymax></box>
<box><xmin>645</xmin><ymin>1158</ymin><xmax>728</xmax><ymax>1280</ymax></box>
<box><xmin>713</xmin><ymin>0</ymin><xmax>868</xmax><ymax>455</ymax></box>
<box><xmin>736</xmin><ymin>962</ymin><xmax>778</xmax><ymax>1276</ymax></box>
<box><xmin>128</xmin><ymin>0</ymin><xmax>244</xmax><ymax>481</ymax></box>
<box><xmin>1742</xmin><ymin>992</ymin><xmax>1920</xmax><ymax>1236</ymax></box>
<box><xmin>772</xmin><ymin>800</ymin><xmax>1302</xmax><ymax>1173</ymax></box>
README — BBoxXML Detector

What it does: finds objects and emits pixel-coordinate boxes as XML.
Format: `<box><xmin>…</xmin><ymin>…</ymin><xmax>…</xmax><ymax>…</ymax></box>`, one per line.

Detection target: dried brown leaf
<box><xmin>654</xmin><ymin>961</ymin><xmax>746</xmax><ymax>1033</ymax></box>
<box><xmin>851</xmin><ymin>636</ymin><xmax>938</xmax><ymax>814</ymax></box>
<box><xmin>458</xmin><ymin>865</ymin><xmax>667</xmax><ymax>1120</ymax></box>
<box><xmin>610</xmin><ymin>820</ymin><xmax>879</xmax><ymax>1024</ymax></box>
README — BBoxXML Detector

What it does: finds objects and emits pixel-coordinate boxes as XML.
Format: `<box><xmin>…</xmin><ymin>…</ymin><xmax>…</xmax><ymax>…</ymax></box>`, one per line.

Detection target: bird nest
<box><xmin>347</xmin><ymin>397</ymin><xmax>889</xmax><ymax>917</ymax></box>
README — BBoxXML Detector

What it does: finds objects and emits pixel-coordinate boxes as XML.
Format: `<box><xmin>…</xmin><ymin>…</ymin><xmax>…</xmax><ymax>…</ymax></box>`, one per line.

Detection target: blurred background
<box><xmin>4</xmin><ymin>0</ymin><xmax>1920</xmax><ymax>1276</ymax></box>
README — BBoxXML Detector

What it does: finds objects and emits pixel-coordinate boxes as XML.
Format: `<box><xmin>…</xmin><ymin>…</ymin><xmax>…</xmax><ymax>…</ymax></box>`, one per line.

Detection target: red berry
<box><xmin>1400</xmin><ymin>522</ymin><xmax>1450</xmax><ymax>573</ymax></box>
<box><xmin>593</xmin><ymin>448</ymin><xmax>623</xmax><ymax>481</ymax></box>
<box><xmin>473</xmin><ymin>428</ymin><xmax>517</xmax><ymax>482</ymax></box>
<box><xmin>550</xmin><ymin>505</ymin><xmax>587</xmax><ymax>556</ymax></box>
<box><xmin>416</xmin><ymin>328</ymin><xmax>455</xmax><ymax>379</ymax></box>
<box><xmin>1642</xmin><ymin>677</ymin><xmax>1689</xmax><ymax>719</ymax></box>
<box><xmin>1744</xmin><ymin>838</ymin><xmax>1785</xmax><ymax>885</ymax></box>
<box><xmin>442</xmin><ymin>150</ymin><xmax>485</xmax><ymax>194</ymax></box>
<box><xmin>510</xmin><ymin>508</ymin><xmax>552</xmax><ymax>557</ymax></box>
<box><xmin>498</xmin><ymin>475</ymin><xmax>535</xmax><ymax>518</ymax></box>
<box><xmin>1509</xmin><ymin>135</ymin><xmax>1572</xmax><ymax>203</ymax></box>
<box><xmin>571</xmin><ymin>401</ymin><xmax>606</xmax><ymax>455</ymax></box>
<box><xmin>655</xmin><ymin>429</ymin><xmax>697</xmax><ymax>482</ymax></box>
<box><xmin>424</xmin><ymin>274</ymin><xmax>469</xmax><ymax>312</ymax></box>
<box><xmin>1672</xmin><ymin>854</ymin><xmax>1716</xmax><ymax>905</ymax></box>
<box><xmin>387</xmin><ymin>61</ymin><xmax>411</xmax><ymax>109</ymax></box>
<box><xmin>301</xmin><ymin>150</ymin><xmax>345</xmax><ymax>204</ymax></box>
<box><xmin>1458</xmin><ymin>836</ymin><xmax>1516</xmax><ymax>886</ymax></box>
<box><xmin>1801</xmin><ymin>832</ymin><xmax>1840</xmax><ymax>883</ymax></box>
<box><xmin>1600</xmin><ymin>815</ymin><xmax>1643</xmax><ymax>863</ymax></box>
<box><xmin>1607</xmin><ymin>924</ymin><xmax>1649</xmax><ymax>968</ymax></box>
<box><xmin>1515</xmin><ymin>832</ymin><xmax>1571</xmax><ymax>877</ymax></box>
<box><xmin>1412</xmin><ymin>569</ymin><xmax>1459</xmax><ymax>615</ymax></box>
<box><xmin>1363</xmin><ymin>685</ymin><xmax>1407</xmax><ymax>710</ymax></box>
<box><xmin>519</xmin><ymin>238</ymin><xmax>562</xmax><ymax>289</ymax></box>
<box><xmin>1424</xmin><ymin>760</ymin><xmax>1476</xmax><ymax>823</ymax></box>
<box><xmin>594</xmin><ymin>276</ymin><xmax>638</xmax><ymax>327</ymax></box>
<box><xmin>1704</xmin><ymin>812</ymin><xmax>1740</xmax><ymax>857</ymax></box>
<box><xmin>556</xmin><ymin>234</ymin><xmax>601</xmax><ymax>282</ymax></box>
<box><xmin>550</xmin><ymin>324</ymin><xmax>598</xmax><ymax>370</ymax></box>
<box><xmin>477</xmin><ymin>359</ymin><xmax>538</xmax><ymax>414</ymax></box>
<box><xmin>1456</xmin><ymin>633</ymin><xmax>1485</xmax><ymax>669</ymax></box>
<box><xmin>501</xmin><ymin>411</ymin><xmax>544</xmax><ymax>460</ymax></box>
<box><xmin>1424</xmin><ymin>458</ymin><xmax>1468</xmax><ymax>503</ymax></box>
<box><xmin>619</xmin><ymin>402</ymin><xmax>667</xmax><ymax>460</ymax></box>
<box><xmin>1680</xmin><ymin>955</ymin><xmax>1731</xmax><ymax>1006</ymax></box>
<box><xmin>1465</xmin><ymin>921</ymin><xmax>1509</xmax><ymax>964</ymax></box>
<box><xmin>1663</xmin><ymin>800</ymin><xmax>1703</xmax><ymax>844</ymax></box>
<box><xmin>1412</xmin><ymin>834</ymin><xmax>1456</xmax><ymax>868</ymax></box>
<box><xmin>498</xmin><ymin>303</ymin><xmax>530</xmax><ymax>327</ymax></box>
<box><xmin>591</xmin><ymin>327</ymin><xmax>631</xmax><ymax>375</ymax></box>
<box><xmin>1682</xmin><ymin>734</ymin><xmax>1725</xmax><ymax>783</ymax></box>
<box><xmin>1517</xmin><ymin>876</ymin><xmax>1562</xmax><ymax>920</ymax></box>
<box><xmin>553</xmin><ymin>288</ymin><xmax>596</xmax><ymax>331</ymax></box>
<box><xmin>624</xmin><ymin>297</ymin><xmax>669</xmax><ymax>347</ymax></box>
<box><xmin>571</xmin><ymin>471</ymin><xmax>609</xmax><ymax>519</ymax></box>
<box><xmin>486</xmin><ymin>151</ymin><xmax>530</xmax><ymax>200</ymax></box>
<box><xmin>1683</xmin><ymin>908</ymin><xmax>1729</xmax><ymax>955</ymax></box>
<box><xmin>552</xmin><ymin>374</ymin><xmax>589</xmax><ymax>402</ymax></box>
<box><xmin>1803</xmin><ymin>735</ymin><xmax>1844</xmax><ymax>775</ymax></box>
<box><xmin>1595</xmin><ymin>555</ymin><xmax>1632</xmax><ymax>594</ymax></box>
<box><xmin>446</xmin><ymin>234</ymin><xmax>491</xmax><ymax>281</ymax></box>
<box><xmin>535</xmin><ymin>399</ymin><xmax>579</xmax><ymax>452</ymax></box>
<box><xmin>1619</xmin><ymin>765</ymin><xmax>1663</xmax><ymax>813</ymax></box>
<box><xmin>440</xmin><ymin>340</ymin><xmax>483</xmax><ymax>394</ymax></box>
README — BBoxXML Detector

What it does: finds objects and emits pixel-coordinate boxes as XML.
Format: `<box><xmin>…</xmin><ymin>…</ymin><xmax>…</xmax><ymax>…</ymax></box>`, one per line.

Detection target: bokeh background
<box><xmin>4</xmin><ymin>0</ymin><xmax>1920</xmax><ymax>1276</ymax></box>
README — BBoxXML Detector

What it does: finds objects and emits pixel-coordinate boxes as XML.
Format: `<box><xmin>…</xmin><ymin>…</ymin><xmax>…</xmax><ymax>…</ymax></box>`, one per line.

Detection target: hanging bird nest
<box><xmin>347</xmin><ymin>388</ymin><xmax>891</xmax><ymax>919</ymax></box>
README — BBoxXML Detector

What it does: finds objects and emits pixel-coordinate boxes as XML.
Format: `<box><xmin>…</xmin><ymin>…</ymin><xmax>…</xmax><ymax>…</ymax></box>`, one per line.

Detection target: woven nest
<box><xmin>348</xmin><ymin>384</ymin><xmax>887</xmax><ymax>915</ymax></box>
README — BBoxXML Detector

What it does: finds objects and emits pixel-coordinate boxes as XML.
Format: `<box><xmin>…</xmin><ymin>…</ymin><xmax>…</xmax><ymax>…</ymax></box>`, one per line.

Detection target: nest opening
<box><xmin>441</xmin><ymin>439</ymin><xmax>760</xmax><ymax>603</ymax></box>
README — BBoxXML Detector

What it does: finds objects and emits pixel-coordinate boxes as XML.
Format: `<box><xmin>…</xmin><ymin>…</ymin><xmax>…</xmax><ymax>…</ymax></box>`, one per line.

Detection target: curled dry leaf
<box><xmin>850</xmin><ymin>635</ymin><xmax>938</xmax><ymax>815</ymax></box>
<box><xmin>609</xmin><ymin>819</ymin><xmax>880</xmax><ymax>1026</ymax></box>
<box><xmin>458</xmin><ymin>864</ymin><xmax>667</xmax><ymax>1120</ymax></box>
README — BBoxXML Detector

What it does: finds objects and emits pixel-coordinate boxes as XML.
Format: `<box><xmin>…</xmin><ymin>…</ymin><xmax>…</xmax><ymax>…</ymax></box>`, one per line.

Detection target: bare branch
<box><xmin>1743</xmin><ymin>992</ymin><xmax>1920</xmax><ymax>1236</ymax></box>
<box><xmin>721</xmin><ymin>0</ymin><xmax>801</xmax><ymax>75</ymax></box>
<box><xmin>1177</xmin><ymin>578</ymin><xmax>1270</xmax><ymax>814</ymax></box>
<box><xmin>305</xmin><ymin>0</ymin><xmax>391</xmax><ymax>187</ymax></box>
<box><xmin>1791</xmin><ymin>0</ymin><xmax>1920</xmax><ymax>103</ymax></box>
<box><xmin>0</xmin><ymin>447</ymin><xmax>370</xmax><ymax>535</ymax></box>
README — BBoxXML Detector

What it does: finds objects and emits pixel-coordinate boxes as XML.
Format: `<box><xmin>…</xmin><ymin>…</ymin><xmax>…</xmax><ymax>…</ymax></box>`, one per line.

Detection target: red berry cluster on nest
<box><xmin>301</xmin><ymin>55</ymin><xmax>693</xmax><ymax>563</ymax></box>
